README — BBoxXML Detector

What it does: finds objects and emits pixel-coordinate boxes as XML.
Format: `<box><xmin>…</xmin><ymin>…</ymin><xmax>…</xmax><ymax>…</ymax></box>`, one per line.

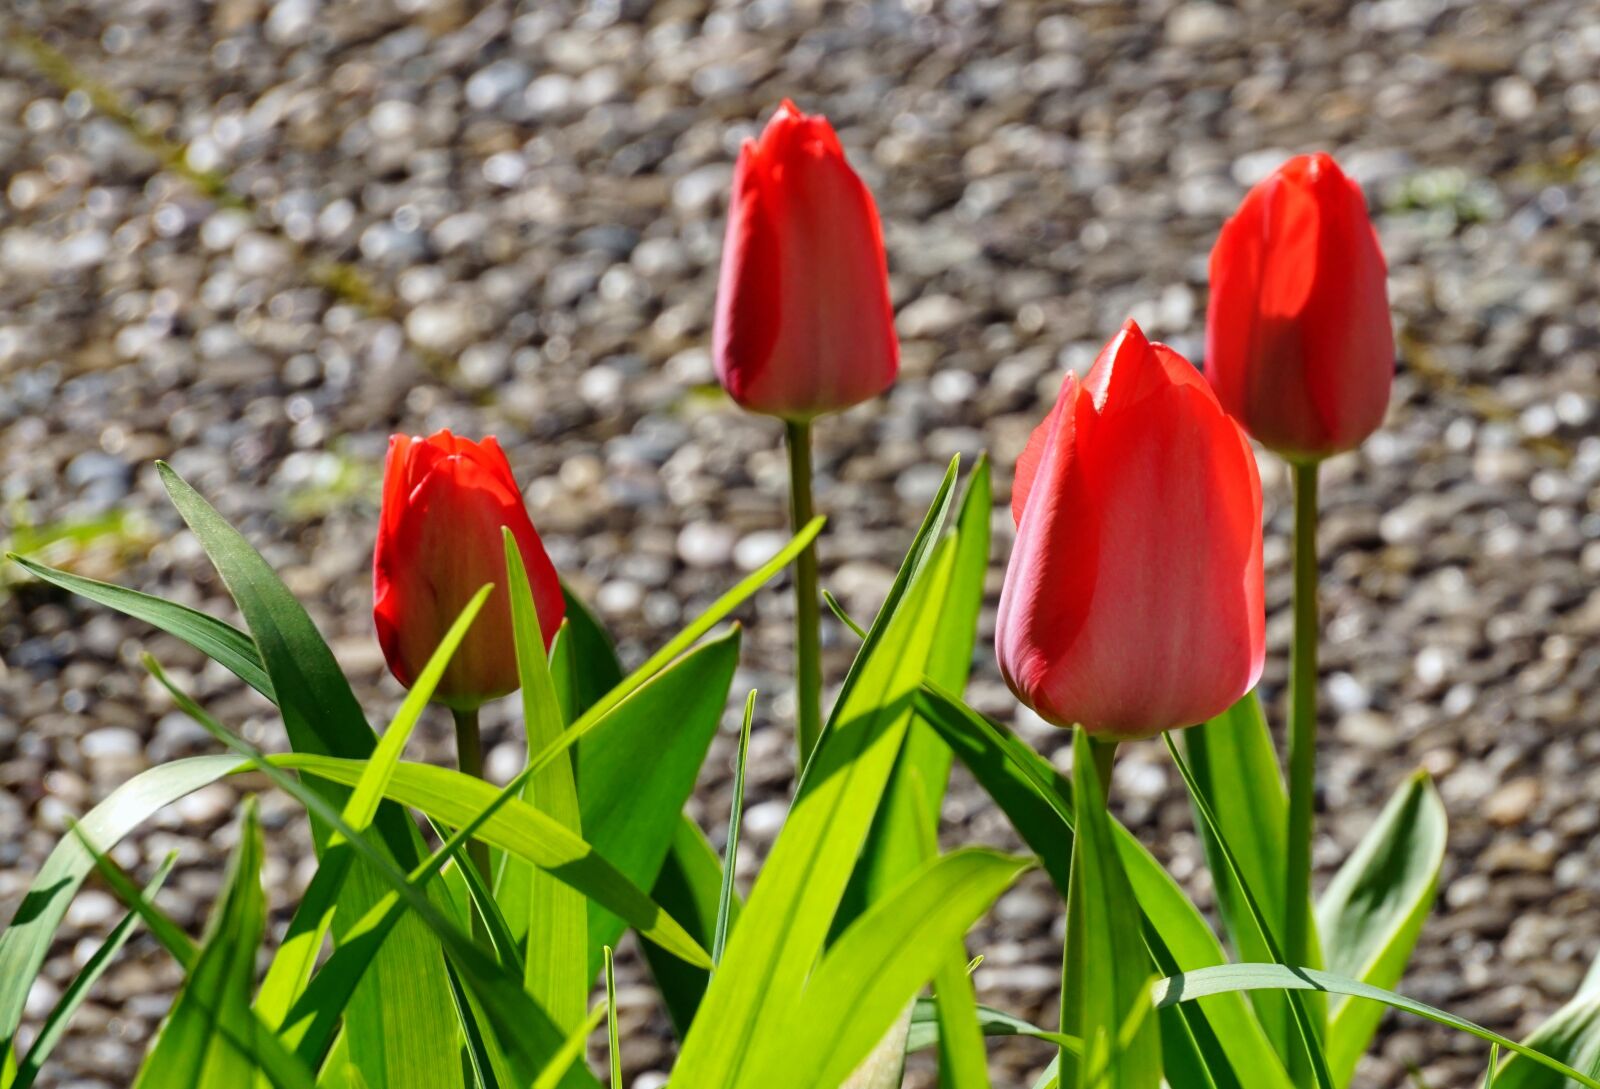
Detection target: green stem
<box><xmin>785</xmin><ymin>418</ymin><xmax>823</xmax><ymax>773</ymax></box>
<box><xmin>451</xmin><ymin>706</ymin><xmax>493</xmax><ymax>890</ymax></box>
<box><xmin>1285</xmin><ymin>460</ymin><xmax>1320</xmax><ymax>988</ymax></box>
<box><xmin>1060</xmin><ymin>731</ymin><xmax>1118</xmax><ymax>1084</ymax></box>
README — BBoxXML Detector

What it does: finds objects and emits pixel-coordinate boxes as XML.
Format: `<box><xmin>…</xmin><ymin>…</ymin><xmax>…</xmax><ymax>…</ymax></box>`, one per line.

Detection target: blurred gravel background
<box><xmin>2</xmin><ymin>0</ymin><xmax>1599</xmax><ymax>1086</ymax></box>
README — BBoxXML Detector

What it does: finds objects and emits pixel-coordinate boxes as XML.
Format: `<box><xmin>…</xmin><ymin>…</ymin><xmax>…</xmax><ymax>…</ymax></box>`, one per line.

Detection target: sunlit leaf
<box><xmin>1317</xmin><ymin>771</ymin><xmax>1446</xmax><ymax>1086</ymax></box>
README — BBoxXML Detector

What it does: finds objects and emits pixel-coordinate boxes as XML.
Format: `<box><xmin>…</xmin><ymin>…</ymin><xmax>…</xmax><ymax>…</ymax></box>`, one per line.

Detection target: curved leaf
<box><xmin>1153</xmin><ymin>965</ymin><xmax>1600</xmax><ymax>1089</ymax></box>
<box><xmin>1316</xmin><ymin>770</ymin><xmax>1446</xmax><ymax>1086</ymax></box>
<box><xmin>132</xmin><ymin>800</ymin><xmax>315</xmax><ymax>1089</ymax></box>
<box><xmin>742</xmin><ymin>849</ymin><xmax>1033</xmax><ymax>1089</ymax></box>
<box><xmin>6</xmin><ymin>553</ymin><xmax>272</xmax><ymax>699</ymax></box>
<box><xmin>577</xmin><ymin>629</ymin><xmax>741</xmax><ymax>973</ymax></box>
<box><xmin>158</xmin><ymin>463</ymin><xmax>459</xmax><ymax>1089</ymax></box>
<box><xmin>1490</xmin><ymin>954</ymin><xmax>1600</xmax><ymax>1088</ymax></box>
<box><xmin>0</xmin><ymin>755</ymin><xmax>246</xmax><ymax>1061</ymax></box>
<box><xmin>914</xmin><ymin>684</ymin><xmax>1293</xmax><ymax>1089</ymax></box>
<box><xmin>279</xmin><ymin>756</ymin><xmax>710</xmax><ymax>968</ymax></box>
<box><xmin>670</xmin><ymin>458</ymin><xmax>962</xmax><ymax>1088</ymax></box>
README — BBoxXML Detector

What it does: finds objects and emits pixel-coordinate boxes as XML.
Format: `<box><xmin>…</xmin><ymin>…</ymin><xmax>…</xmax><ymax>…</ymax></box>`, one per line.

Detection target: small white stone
<box><xmin>677</xmin><ymin>522</ymin><xmax>737</xmax><ymax>568</ymax></box>
<box><xmin>733</xmin><ymin>530</ymin><xmax>789</xmax><ymax>572</ymax></box>
<box><xmin>405</xmin><ymin>301</ymin><xmax>478</xmax><ymax>354</ymax></box>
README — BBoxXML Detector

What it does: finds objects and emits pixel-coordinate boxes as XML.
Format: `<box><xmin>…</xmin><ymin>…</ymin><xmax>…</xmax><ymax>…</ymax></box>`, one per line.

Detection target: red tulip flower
<box><xmin>373</xmin><ymin>430</ymin><xmax>564</xmax><ymax>710</ymax></box>
<box><xmin>713</xmin><ymin>100</ymin><xmax>899</xmax><ymax>419</ymax></box>
<box><xmin>996</xmin><ymin>320</ymin><xmax>1266</xmax><ymax>739</ymax></box>
<box><xmin>1205</xmin><ymin>152</ymin><xmax>1394</xmax><ymax>460</ymax></box>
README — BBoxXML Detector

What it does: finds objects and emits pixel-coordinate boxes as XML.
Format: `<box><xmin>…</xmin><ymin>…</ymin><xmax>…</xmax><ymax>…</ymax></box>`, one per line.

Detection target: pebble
<box><xmin>1486</xmin><ymin>778</ymin><xmax>1541</xmax><ymax>827</ymax></box>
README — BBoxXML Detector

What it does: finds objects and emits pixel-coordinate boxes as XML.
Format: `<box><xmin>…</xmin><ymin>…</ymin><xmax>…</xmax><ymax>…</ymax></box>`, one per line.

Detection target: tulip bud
<box><xmin>373</xmin><ymin>430</ymin><xmax>564</xmax><ymax>710</ymax></box>
<box><xmin>1205</xmin><ymin>152</ymin><xmax>1394</xmax><ymax>460</ymax></box>
<box><xmin>712</xmin><ymin>100</ymin><xmax>899</xmax><ymax>420</ymax></box>
<box><xmin>996</xmin><ymin>320</ymin><xmax>1266</xmax><ymax>739</ymax></box>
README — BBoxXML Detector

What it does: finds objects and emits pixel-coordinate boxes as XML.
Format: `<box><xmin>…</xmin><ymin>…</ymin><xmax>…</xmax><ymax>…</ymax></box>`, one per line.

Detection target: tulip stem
<box><xmin>785</xmin><ymin>418</ymin><xmax>824</xmax><ymax>772</ymax></box>
<box><xmin>451</xmin><ymin>706</ymin><xmax>494</xmax><ymax>889</ymax></box>
<box><xmin>1285</xmin><ymin>460</ymin><xmax>1320</xmax><ymax>985</ymax></box>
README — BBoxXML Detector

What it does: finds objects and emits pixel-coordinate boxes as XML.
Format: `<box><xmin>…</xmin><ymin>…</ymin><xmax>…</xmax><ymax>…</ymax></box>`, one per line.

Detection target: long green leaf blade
<box><xmin>670</xmin><ymin>459</ymin><xmax>961</xmax><ymax>1087</ymax></box>
<box><xmin>132</xmin><ymin>799</ymin><xmax>316</xmax><ymax>1089</ymax></box>
<box><xmin>10</xmin><ymin>853</ymin><xmax>179</xmax><ymax>1089</ymax></box>
<box><xmin>1164</xmin><ymin>734</ymin><xmax>1335</xmax><ymax>1089</ymax></box>
<box><xmin>1317</xmin><ymin>770</ymin><xmax>1446</xmax><ymax>1086</ymax></box>
<box><xmin>157</xmin><ymin>463</ymin><xmax>458</xmax><ymax>1089</ymax></box>
<box><xmin>0</xmin><ymin>754</ymin><xmax>245</xmax><ymax>1063</ymax></box>
<box><xmin>577</xmin><ymin>629</ymin><xmax>741</xmax><ymax>974</ymax></box>
<box><xmin>1065</xmin><ymin>731</ymin><xmax>1160</xmax><ymax>1089</ymax></box>
<box><xmin>639</xmin><ymin>818</ymin><xmax>733</xmax><ymax>1036</ymax></box>
<box><xmin>503</xmin><ymin>530</ymin><xmax>588</xmax><ymax>1033</ymax></box>
<box><xmin>914</xmin><ymin>684</ymin><xmax>1293</xmax><ymax>1089</ymax></box>
<box><xmin>1153</xmin><ymin>965</ymin><xmax>1600</xmax><ymax>1089</ymax></box>
<box><xmin>1489</xmin><ymin>953</ymin><xmax>1600</xmax><ymax>1088</ymax></box>
<box><xmin>715</xmin><ymin>690</ymin><xmax>757</xmax><ymax>967</ymax></box>
<box><xmin>744</xmin><ymin>849</ymin><xmax>1032</xmax><ymax>1089</ymax></box>
<box><xmin>907</xmin><ymin>999</ymin><xmax>1081</xmax><ymax>1055</ymax></box>
<box><xmin>524</xmin><ymin>516</ymin><xmax>824</xmax><ymax>781</ymax></box>
<box><xmin>1182</xmin><ymin>692</ymin><xmax>1320</xmax><ymax>1055</ymax></box>
<box><xmin>278</xmin><ymin>755</ymin><xmax>709</xmax><ymax>967</ymax></box>
<box><xmin>604</xmin><ymin>947</ymin><xmax>622</xmax><ymax>1089</ymax></box>
<box><xmin>148</xmin><ymin>666</ymin><xmax>598</xmax><ymax>1088</ymax></box>
<box><xmin>6</xmin><ymin>553</ymin><xmax>273</xmax><ymax>698</ymax></box>
<box><xmin>256</xmin><ymin>585</ymin><xmax>494</xmax><ymax>1028</ymax></box>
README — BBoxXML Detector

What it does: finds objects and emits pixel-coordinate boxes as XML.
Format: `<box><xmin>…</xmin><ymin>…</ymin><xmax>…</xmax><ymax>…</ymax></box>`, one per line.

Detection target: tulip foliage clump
<box><xmin>4</xmin><ymin>107</ymin><xmax>1598</xmax><ymax>1089</ymax></box>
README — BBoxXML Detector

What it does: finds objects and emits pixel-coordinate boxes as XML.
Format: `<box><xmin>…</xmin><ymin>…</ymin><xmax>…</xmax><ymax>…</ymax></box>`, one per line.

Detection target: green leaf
<box><xmin>931</xmin><ymin>950</ymin><xmax>992</xmax><ymax>1089</ymax></box>
<box><xmin>833</xmin><ymin>535</ymin><xmax>960</xmax><ymax>932</ymax></box>
<box><xmin>1153</xmin><ymin>965</ymin><xmax>1600</xmax><ymax>1089</ymax></box>
<box><xmin>70</xmin><ymin>825</ymin><xmax>315</xmax><ymax>1089</ymax></box>
<box><xmin>6</xmin><ymin>553</ymin><xmax>273</xmax><ymax>699</ymax></box>
<box><xmin>715</xmin><ymin>690</ymin><xmax>758</xmax><ymax>966</ymax></box>
<box><xmin>1181</xmin><ymin>692</ymin><xmax>1320</xmax><ymax>1054</ymax></box>
<box><xmin>157</xmin><ymin>463</ymin><xmax>459</xmax><ymax>1089</ymax></box>
<box><xmin>280</xmin><ymin>755</ymin><xmax>710</xmax><ymax>967</ymax></box>
<box><xmin>552</xmin><ymin>584</ymin><xmax>624</xmax><ymax>723</ymax></box>
<box><xmin>69</xmin><ymin>823</ymin><xmax>197</xmax><ymax>971</ymax></box>
<box><xmin>1489</xmin><ymin>954</ymin><xmax>1600</xmax><ymax>1088</ymax></box>
<box><xmin>576</xmin><ymin>629</ymin><xmax>741</xmax><ymax>975</ymax></box>
<box><xmin>533</xmin><ymin>1005</ymin><xmax>606</xmax><ymax>1089</ymax></box>
<box><xmin>1317</xmin><ymin>770</ymin><xmax>1447</xmax><ymax>1087</ymax></box>
<box><xmin>907</xmin><ymin>999</ymin><xmax>1081</xmax><ymax>1055</ymax></box>
<box><xmin>605</xmin><ymin>947</ymin><xmax>622</xmax><ymax>1089</ymax></box>
<box><xmin>914</xmin><ymin>683</ymin><xmax>1293</xmax><ymax>1089</ymax></box>
<box><xmin>147</xmin><ymin>672</ymin><xmax>598</xmax><ymax>1089</ymax></box>
<box><xmin>1063</xmin><ymin>731</ymin><xmax>1160</xmax><ymax>1089</ymax></box>
<box><xmin>837</xmin><ymin>457</ymin><xmax>988</xmax><ymax>937</ymax></box>
<box><xmin>874</xmin><ymin>454</ymin><xmax>991</xmax><ymax>880</ymax></box>
<box><xmin>256</xmin><ymin>585</ymin><xmax>494</xmax><ymax>1030</ymax></box>
<box><xmin>524</xmin><ymin>516</ymin><xmax>823</xmax><ymax>785</ymax></box>
<box><xmin>927</xmin><ymin>453</ymin><xmax>991</xmax><ymax>695</ymax></box>
<box><xmin>503</xmin><ymin>530</ymin><xmax>588</xmax><ymax>1034</ymax></box>
<box><xmin>9</xmin><ymin>853</ymin><xmax>178</xmax><ymax>1089</ymax></box>
<box><xmin>1163</xmin><ymin>735</ymin><xmax>1335</xmax><ymax>1089</ymax></box>
<box><xmin>132</xmin><ymin>798</ymin><xmax>316</xmax><ymax>1089</ymax></box>
<box><xmin>639</xmin><ymin>817</ymin><xmax>732</xmax><ymax>1036</ymax></box>
<box><xmin>670</xmin><ymin>458</ymin><xmax>962</xmax><ymax>1087</ymax></box>
<box><xmin>744</xmin><ymin>848</ymin><xmax>1031</xmax><ymax>1089</ymax></box>
<box><xmin>0</xmin><ymin>754</ymin><xmax>246</xmax><ymax>1064</ymax></box>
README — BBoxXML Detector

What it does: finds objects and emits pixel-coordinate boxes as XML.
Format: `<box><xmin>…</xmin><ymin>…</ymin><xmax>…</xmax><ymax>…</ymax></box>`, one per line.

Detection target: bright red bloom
<box><xmin>373</xmin><ymin>430</ymin><xmax>564</xmax><ymax>710</ymax></box>
<box><xmin>996</xmin><ymin>320</ymin><xmax>1266</xmax><ymax>739</ymax></box>
<box><xmin>1205</xmin><ymin>152</ymin><xmax>1394</xmax><ymax>460</ymax></box>
<box><xmin>712</xmin><ymin>100</ymin><xmax>898</xmax><ymax>420</ymax></box>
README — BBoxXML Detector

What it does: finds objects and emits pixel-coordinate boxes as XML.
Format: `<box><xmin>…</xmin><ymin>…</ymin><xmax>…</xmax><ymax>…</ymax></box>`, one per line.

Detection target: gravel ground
<box><xmin>2</xmin><ymin>1</ymin><xmax>1599</xmax><ymax>1086</ymax></box>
